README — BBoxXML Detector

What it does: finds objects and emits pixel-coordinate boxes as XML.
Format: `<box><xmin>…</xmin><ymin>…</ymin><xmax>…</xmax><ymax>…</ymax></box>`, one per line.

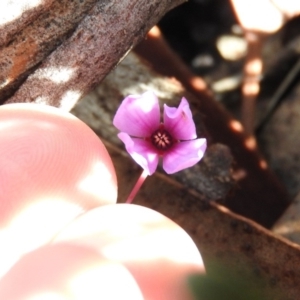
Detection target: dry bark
<box><xmin>0</xmin><ymin>0</ymin><xmax>100</xmax><ymax>102</ymax></box>
<box><xmin>0</xmin><ymin>0</ymin><xmax>185</xmax><ymax>107</ymax></box>
<box><xmin>0</xmin><ymin>0</ymin><xmax>55</xmax><ymax>47</ymax></box>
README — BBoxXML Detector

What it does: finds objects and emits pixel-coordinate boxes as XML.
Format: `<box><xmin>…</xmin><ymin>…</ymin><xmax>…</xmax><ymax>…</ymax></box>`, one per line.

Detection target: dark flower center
<box><xmin>151</xmin><ymin>129</ymin><xmax>174</xmax><ymax>151</ymax></box>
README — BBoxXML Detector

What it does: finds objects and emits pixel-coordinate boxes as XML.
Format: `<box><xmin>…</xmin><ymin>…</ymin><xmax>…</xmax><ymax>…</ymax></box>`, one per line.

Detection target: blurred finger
<box><xmin>53</xmin><ymin>204</ymin><xmax>205</xmax><ymax>300</ymax></box>
<box><xmin>0</xmin><ymin>243</ymin><xmax>143</xmax><ymax>300</ymax></box>
<box><xmin>0</xmin><ymin>103</ymin><xmax>117</xmax><ymax>277</ymax></box>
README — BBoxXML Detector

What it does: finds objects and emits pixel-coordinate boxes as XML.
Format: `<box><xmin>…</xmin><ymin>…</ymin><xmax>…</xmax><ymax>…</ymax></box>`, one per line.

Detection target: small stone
<box><xmin>191</xmin><ymin>53</ymin><xmax>215</xmax><ymax>68</ymax></box>
<box><xmin>216</xmin><ymin>35</ymin><xmax>247</xmax><ymax>61</ymax></box>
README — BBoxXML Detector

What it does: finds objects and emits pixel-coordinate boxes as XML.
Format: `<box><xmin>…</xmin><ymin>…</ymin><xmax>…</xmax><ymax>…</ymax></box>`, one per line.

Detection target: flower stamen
<box><xmin>151</xmin><ymin>129</ymin><xmax>174</xmax><ymax>151</ymax></box>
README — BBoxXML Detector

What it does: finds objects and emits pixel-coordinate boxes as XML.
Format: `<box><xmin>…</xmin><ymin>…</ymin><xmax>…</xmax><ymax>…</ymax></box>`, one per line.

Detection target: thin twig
<box><xmin>241</xmin><ymin>32</ymin><xmax>263</xmax><ymax>137</ymax></box>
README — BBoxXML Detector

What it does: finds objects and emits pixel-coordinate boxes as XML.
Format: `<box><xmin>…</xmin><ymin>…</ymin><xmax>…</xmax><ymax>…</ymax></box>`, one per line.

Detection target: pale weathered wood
<box><xmin>2</xmin><ymin>0</ymin><xmax>185</xmax><ymax>108</ymax></box>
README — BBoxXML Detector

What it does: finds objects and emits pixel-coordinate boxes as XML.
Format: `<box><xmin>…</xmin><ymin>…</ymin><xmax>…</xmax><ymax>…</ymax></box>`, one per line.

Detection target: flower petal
<box><xmin>163</xmin><ymin>97</ymin><xmax>197</xmax><ymax>140</ymax></box>
<box><xmin>163</xmin><ymin>139</ymin><xmax>207</xmax><ymax>174</ymax></box>
<box><xmin>118</xmin><ymin>132</ymin><xmax>159</xmax><ymax>175</ymax></box>
<box><xmin>113</xmin><ymin>91</ymin><xmax>160</xmax><ymax>137</ymax></box>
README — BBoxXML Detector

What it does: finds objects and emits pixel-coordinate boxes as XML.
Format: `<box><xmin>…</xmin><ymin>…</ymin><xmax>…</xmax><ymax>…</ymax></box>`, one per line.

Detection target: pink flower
<box><xmin>113</xmin><ymin>91</ymin><xmax>207</xmax><ymax>175</ymax></box>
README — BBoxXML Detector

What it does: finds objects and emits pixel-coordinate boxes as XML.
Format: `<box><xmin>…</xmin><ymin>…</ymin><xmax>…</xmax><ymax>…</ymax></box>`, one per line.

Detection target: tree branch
<box><xmin>1</xmin><ymin>0</ymin><xmax>185</xmax><ymax>108</ymax></box>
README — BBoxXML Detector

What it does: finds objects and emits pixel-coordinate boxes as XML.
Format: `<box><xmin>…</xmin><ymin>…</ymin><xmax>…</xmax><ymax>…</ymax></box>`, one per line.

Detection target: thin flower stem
<box><xmin>126</xmin><ymin>169</ymin><xmax>148</xmax><ymax>204</ymax></box>
<box><xmin>241</xmin><ymin>31</ymin><xmax>263</xmax><ymax>137</ymax></box>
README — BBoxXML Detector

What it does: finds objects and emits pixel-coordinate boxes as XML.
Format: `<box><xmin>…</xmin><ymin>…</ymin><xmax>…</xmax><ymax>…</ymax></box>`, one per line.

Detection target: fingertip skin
<box><xmin>0</xmin><ymin>103</ymin><xmax>117</xmax><ymax>218</ymax></box>
<box><xmin>0</xmin><ymin>103</ymin><xmax>117</xmax><ymax>270</ymax></box>
<box><xmin>53</xmin><ymin>204</ymin><xmax>205</xmax><ymax>300</ymax></box>
<box><xmin>0</xmin><ymin>243</ymin><xmax>143</xmax><ymax>300</ymax></box>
